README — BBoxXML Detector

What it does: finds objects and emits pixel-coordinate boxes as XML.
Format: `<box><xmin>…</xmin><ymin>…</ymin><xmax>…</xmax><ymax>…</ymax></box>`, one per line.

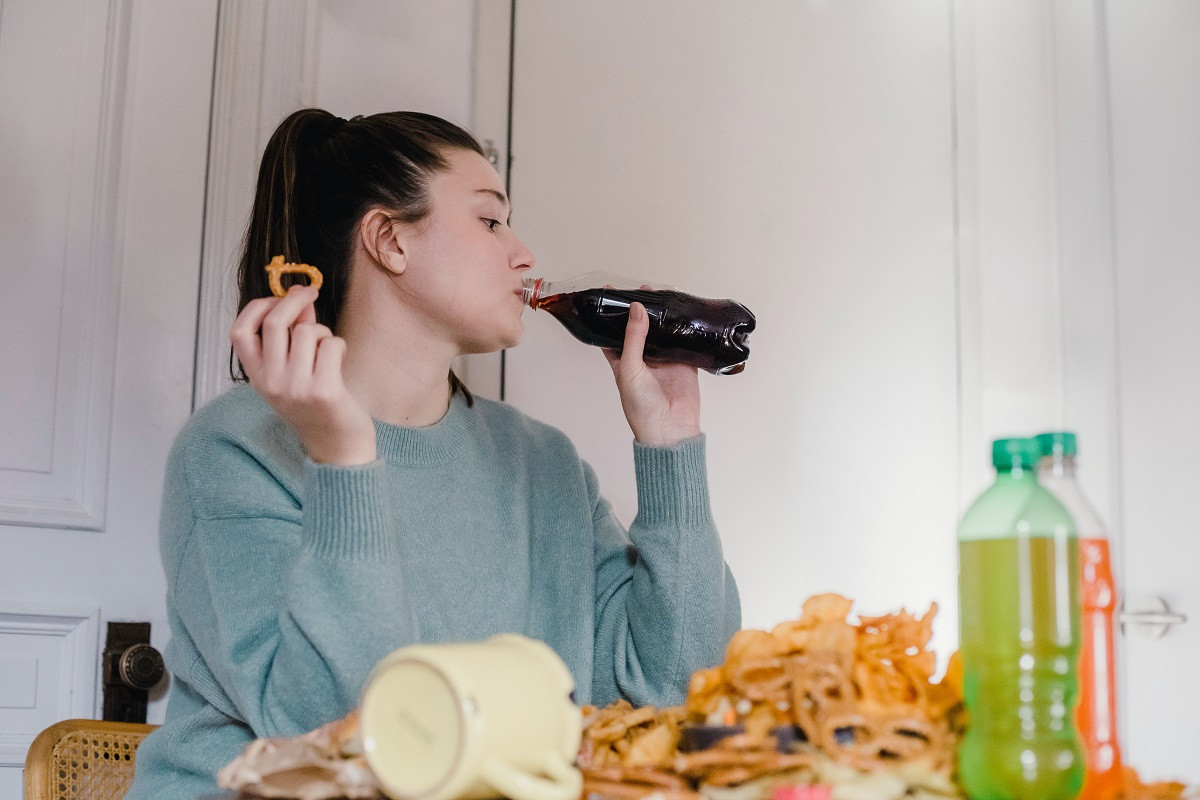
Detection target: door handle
<box><xmin>1119</xmin><ymin>595</ymin><xmax>1188</xmax><ymax>639</ymax></box>
<box><xmin>102</xmin><ymin>622</ymin><xmax>165</xmax><ymax>722</ymax></box>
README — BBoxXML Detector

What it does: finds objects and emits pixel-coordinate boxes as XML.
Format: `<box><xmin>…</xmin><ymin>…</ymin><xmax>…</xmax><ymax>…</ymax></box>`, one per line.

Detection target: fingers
<box><xmin>229</xmin><ymin>284</ymin><xmax>322</xmax><ymax>391</ymax></box>
<box><xmin>230</xmin><ymin>296</ymin><xmax>280</xmax><ymax>377</ymax></box>
<box><xmin>620</xmin><ymin>302</ymin><xmax>650</xmax><ymax>368</ymax></box>
<box><xmin>287</xmin><ymin>322</ymin><xmax>334</xmax><ymax>386</ymax></box>
<box><xmin>603</xmin><ymin>300</ymin><xmax>652</xmax><ymax>381</ymax></box>
<box><xmin>313</xmin><ymin>335</ymin><xmax>348</xmax><ymax>401</ymax></box>
<box><xmin>260</xmin><ymin>285</ymin><xmax>320</xmax><ymax>379</ymax></box>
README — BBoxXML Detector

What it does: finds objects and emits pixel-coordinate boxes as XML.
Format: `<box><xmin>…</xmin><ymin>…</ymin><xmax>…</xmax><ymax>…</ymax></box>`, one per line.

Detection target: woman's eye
<box><xmin>483</xmin><ymin>218</ymin><xmax>501</xmax><ymax>231</ymax></box>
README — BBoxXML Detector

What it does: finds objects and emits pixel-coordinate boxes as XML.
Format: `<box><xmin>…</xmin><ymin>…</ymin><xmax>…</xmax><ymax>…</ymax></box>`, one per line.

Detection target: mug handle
<box><xmin>481</xmin><ymin>753</ymin><xmax>582</xmax><ymax>800</ymax></box>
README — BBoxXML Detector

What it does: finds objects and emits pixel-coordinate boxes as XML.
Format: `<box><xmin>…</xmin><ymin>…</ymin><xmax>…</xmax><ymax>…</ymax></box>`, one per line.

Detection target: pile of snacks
<box><xmin>579</xmin><ymin>594</ymin><xmax>964</xmax><ymax>800</ymax></box>
<box><xmin>1123</xmin><ymin>768</ymin><xmax>1199</xmax><ymax>800</ymax></box>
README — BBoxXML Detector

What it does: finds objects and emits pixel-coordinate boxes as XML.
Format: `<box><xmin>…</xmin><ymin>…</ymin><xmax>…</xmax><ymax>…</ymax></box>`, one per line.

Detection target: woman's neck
<box><xmin>342</xmin><ymin>346</ymin><xmax>455</xmax><ymax>428</ymax></box>
<box><xmin>337</xmin><ymin>293</ymin><xmax>458</xmax><ymax>429</ymax></box>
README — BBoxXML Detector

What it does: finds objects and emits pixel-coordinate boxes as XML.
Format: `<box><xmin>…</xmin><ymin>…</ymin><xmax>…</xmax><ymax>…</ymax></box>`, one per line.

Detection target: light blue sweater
<box><xmin>127</xmin><ymin>385</ymin><xmax>740</xmax><ymax>799</ymax></box>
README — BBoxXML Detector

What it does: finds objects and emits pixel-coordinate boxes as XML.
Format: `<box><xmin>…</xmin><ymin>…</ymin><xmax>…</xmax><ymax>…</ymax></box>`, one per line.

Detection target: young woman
<box><xmin>127</xmin><ymin>109</ymin><xmax>740</xmax><ymax>799</ymax></box>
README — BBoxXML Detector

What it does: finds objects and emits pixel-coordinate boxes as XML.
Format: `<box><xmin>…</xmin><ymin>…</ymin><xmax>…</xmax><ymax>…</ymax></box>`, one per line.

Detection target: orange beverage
<box><xmin>1076</xmin><ymin>537</ymin><xmax>1122</xmax><ymax>800</ymax></box>
<box><xmin>1036</xmin><ymin>433</ymin><xmax>1123</xmax><ymax>800</ymax></box>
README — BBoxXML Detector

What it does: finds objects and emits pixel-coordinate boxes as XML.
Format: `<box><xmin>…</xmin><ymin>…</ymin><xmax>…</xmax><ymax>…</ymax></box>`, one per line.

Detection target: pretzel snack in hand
<box><xmin>265</xmin><ymin>254</ymin><xmax>323</xmax><ymax>298</ymax></box>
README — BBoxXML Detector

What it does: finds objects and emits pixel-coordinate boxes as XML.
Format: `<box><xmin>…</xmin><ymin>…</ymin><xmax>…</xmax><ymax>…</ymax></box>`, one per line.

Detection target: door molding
<box><xmin>0</xmin><ymin>605</ymin><xmax>99</xmax><ymax>766</ymax></box>
<box><xmin>952</xmin><ymin>0</ymin><xmax>1120</xmax><ymax>522</ymax></box>
<box><xmin>193</xmin><ymin>0</ymin><xmax>315</xmax><ymax>411</ymax></box>
<box><xmin>0</xmin><ymin>0</ymin><xmax>132</xmax><ymax>530</ymax></box>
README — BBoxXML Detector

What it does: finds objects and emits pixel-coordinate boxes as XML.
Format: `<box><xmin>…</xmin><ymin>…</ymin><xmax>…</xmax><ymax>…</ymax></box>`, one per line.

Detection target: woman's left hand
<box><xmin>604</xmin><ymin>301</ymin><xmax>702</xmax><ymax>446</ymax></box>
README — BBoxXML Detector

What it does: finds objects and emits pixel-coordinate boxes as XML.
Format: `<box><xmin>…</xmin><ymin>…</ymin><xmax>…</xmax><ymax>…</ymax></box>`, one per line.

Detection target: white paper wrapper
<box><xmin>217</xmin><ymin>713</ymin><xmax>382</xmax><ymax>800</ymax></box>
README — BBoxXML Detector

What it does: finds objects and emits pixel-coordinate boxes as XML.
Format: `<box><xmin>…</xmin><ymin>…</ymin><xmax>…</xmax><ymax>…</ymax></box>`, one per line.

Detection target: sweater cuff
<box><xmin>633</xmin><ymin>434</ymin><xmax>712</xmax><ymax>526</ymax></box>
<box><xmin>302</xmin><ymin>459</ymin><xmax>395</xmax><ymax>559</ymax></box>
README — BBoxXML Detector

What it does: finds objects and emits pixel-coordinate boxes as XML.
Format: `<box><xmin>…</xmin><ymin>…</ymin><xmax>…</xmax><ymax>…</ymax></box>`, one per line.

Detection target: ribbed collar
<box><xmin>372</xmin><ymin>391</ymin><xmax>474</xmax><ymax>466</ymax></box>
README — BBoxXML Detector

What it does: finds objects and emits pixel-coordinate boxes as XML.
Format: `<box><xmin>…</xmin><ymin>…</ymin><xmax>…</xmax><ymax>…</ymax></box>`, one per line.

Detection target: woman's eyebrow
<box><xmin>475</xmin><ymin>188</ymin><xmax>510</xmax><ymax>210</ymax></box>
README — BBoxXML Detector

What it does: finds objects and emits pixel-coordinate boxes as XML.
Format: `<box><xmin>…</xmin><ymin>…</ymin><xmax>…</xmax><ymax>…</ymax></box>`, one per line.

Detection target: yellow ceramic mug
<box><xmin>359</xmin><ymin>634</ymin><xmax>583</xmax><ymax>800</ymax></box>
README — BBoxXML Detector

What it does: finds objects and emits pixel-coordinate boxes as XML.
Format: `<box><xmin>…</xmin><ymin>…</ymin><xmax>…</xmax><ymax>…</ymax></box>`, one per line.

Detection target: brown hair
<box><xmin>230</xmin><ymin>108</ymin><xmax>485</xmax><ymax>403</ymax></box>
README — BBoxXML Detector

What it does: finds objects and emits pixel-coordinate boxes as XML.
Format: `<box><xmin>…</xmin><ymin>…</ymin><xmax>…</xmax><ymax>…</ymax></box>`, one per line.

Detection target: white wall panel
<box><xmin>0</xmin><ymin>0</ymin><xmax>219</xmax><ymax>778</ymax></box>
<box><xmin>0</xmin><ymin>0</ymin><xmax>130</xmax><ymax>530</ymax></box>
<box><xmin>505</xmin><ymin>1</ymin><xmax>961</xmax><ymax>645</ymax></box>
<box><xmin>0</xmin><ymin>606</ymin><xmax>98</xmax><ymax>769</ymax></box>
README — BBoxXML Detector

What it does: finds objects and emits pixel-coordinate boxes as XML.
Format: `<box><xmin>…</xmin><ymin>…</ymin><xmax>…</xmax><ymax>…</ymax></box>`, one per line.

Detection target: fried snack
<box><xmin>580</xmin><ymin>596</ymin><xmax>968</xmax><ymax>800</ymax></box>
<box><xmin>1120</xmin><ymin>767</ymin><xmax>1199</xmax><ymax>800</ymax></box>
<box><xmin>584</xmin><ymin>770</ymin><xmax>702</xmax><ymax>800</ymax></box>
<box><xmin>687</xmin><ymin>667</ymin><xmax>729</xmax><ymax>719</ymax></box>
<box><xmin>696</xmin><ymin>595</ymin><xmax>961</xmax><ymax>776</ymax></box>
<box><xmin>674</xmin><ymin>737</ymin><xmax>813</xmax><ymax>787</ymax></box>
<box><xmin>580</xmin><ymin>702</ymin><xmax>685</xmax><ymax>772</ymax></box>
<box><xmin>265</xmin><ymin>254</ymin><xmax>323</xmax><ymax>297</ymax></box>
<box><xmin>580</xmin><ymin>704</ymin><xmax>695</xmax><ymax>799</ymax></box>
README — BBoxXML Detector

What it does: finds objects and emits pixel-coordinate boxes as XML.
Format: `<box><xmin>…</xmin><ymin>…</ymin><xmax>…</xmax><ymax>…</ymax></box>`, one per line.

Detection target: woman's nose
<box><xmin>511</xmin><ymin>235</ymin><xmax>536</xmax><ymax>272</ymax></box>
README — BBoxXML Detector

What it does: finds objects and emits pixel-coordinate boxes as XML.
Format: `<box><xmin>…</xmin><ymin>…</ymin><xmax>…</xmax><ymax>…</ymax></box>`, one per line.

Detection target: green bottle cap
<box><xmin>1034</xmin><ymin>431</ymin><xmax>1078</xmax><ymax>458</ymax></box>
<box><xmin>992</xmin><ymin>437</ymin><xmax>1042</xmax><ymax>471</ymax></box>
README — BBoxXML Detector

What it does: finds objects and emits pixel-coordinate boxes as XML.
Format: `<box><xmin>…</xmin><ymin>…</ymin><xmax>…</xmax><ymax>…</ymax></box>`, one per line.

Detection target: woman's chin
<box><xmin>498</xmin><ymin>321</ymin><xmax>525</xmax><ymax>350</ymax></box>
<box><xmin>461</xmin><ymin>327</ymin><xmax>523</xmax><ymax>355</ymax></box>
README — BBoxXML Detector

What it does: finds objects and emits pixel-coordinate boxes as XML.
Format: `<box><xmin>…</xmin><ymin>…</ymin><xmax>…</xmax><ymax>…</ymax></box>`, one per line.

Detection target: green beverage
<box><xmin>957</xmin><ymin>438</ymin><xmax>1084</xmax><ymax>800</ymax></box>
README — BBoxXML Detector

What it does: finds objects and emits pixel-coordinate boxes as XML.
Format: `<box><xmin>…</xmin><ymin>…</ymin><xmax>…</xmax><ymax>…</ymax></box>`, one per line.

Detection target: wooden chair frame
<box><xmin>24</xmin><ymin>719</ymin><xmax>157</xmax><ymax>800</ymax></box>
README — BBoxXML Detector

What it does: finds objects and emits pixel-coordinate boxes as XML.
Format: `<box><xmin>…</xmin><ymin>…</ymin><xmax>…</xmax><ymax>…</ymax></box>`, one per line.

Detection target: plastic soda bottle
<box><xmin>957</xmin><ymin>437</ymin><xmax>1085</xmax><ymax>800</ymax></box>
<box><xmin>1036</xmin><ymin>432</ymin><xmax>1123</xmax><ymax>800</ymax></box>
<box><xmin>521</xmin><ymin>272</ymin><xmax>756</xmax><ymax>375</ymax></box>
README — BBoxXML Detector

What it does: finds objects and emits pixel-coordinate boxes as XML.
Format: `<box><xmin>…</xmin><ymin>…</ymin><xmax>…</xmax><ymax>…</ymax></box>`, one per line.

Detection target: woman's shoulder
<box><xmin>469</xmin><ymin>396</ymin><xmax>581</xmax><ymax>458</ymax></box>
<box><xmin>179</xmin><ymin>384</ymin><xmax>291</xmax><ymax>451</ymax></box>
<box><xmin>168</xmin><ymin>385</ymin><xmax>305</xmax><ymax>509</ymax></box>
<box><xmin>468</xmin><ymin>397</ymin><xmax>604</xmax><ymax>502</ymax></box>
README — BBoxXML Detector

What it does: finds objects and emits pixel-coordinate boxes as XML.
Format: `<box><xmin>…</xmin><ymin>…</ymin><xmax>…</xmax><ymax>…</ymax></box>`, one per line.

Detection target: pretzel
<box><xmin>581</xmin><ymin>595</ymin><xmax>968</xmax><ymax>799</ymax></box>
<box><xmin>265</xmin><ymin>254</ymin><xmax>323</xmax><ymax>297</ymax></box>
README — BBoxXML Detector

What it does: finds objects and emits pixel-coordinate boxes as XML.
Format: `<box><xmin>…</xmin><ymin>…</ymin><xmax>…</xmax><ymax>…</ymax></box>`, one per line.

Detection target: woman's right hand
<box><xmin>230</xmin><ymin>285</ymin><xmax>377</xmax><ymax>465</ymax></box>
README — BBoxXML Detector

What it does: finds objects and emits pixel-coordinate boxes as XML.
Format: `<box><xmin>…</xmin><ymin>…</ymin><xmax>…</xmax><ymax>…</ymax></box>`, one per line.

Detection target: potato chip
<box><xmin>801</xmin><ymin>594</ymin><xmax>855</xmax><ymax>625</ymax></box>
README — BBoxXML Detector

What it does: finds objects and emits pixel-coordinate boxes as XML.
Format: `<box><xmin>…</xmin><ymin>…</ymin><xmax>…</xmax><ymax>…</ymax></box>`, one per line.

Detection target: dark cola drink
<box><xmin>521</xmin><ymin>273</ymin><xmax>756</xmax><ymax>375</ymax></box>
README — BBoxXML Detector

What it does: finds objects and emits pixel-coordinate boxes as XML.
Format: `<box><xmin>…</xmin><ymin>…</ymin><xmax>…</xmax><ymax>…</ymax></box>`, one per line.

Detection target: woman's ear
<box><xmin>360</xmin><ymin>209</ymin><xmax>407</xmax><ymax>276</ymax></box>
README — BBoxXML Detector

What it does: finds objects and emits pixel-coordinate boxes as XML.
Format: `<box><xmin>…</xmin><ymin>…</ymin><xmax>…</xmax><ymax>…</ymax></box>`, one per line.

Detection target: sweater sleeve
<box><xmin>590</xmin><ymin>434</ymin><xmax>741</xmax><ymax>707</ymax></box>
<box><xmin>169</xmin><ymin>443</ymin><xmax>419</xmax><ymax>738</ymax></box>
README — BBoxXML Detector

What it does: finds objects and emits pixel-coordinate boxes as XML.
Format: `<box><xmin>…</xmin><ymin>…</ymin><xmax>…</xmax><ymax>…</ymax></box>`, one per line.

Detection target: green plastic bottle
<box><xmin>957</xmin><ymin>438</ymin><xmax>1085</xmax><ymax>800</ymax></box>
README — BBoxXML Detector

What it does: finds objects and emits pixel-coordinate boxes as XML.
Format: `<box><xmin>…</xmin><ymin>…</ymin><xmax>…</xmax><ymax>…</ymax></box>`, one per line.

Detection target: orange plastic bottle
<box><xmin>1036</xmin><ymin>432</ymin><xmax>1123</xmax><ymax>800</ymax></box>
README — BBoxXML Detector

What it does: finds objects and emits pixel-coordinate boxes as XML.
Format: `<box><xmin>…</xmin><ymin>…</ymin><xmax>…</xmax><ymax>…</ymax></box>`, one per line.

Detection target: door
<box><xmin>1107</xmin><ymin>0</ymin><xmax>1200</xmax><ymax>778</ymax></box>
<box><xmin>0</xmin><ymin>0</ymin><xmax>217</xmax><ymax>795</ymax></box>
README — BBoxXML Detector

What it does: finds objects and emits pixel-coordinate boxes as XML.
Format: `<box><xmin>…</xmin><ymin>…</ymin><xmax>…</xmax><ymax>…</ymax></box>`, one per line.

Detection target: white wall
<box><xmin>310</xmin><ymin>0</ymin><xmax>475</xmax><ymax>122</ymax></box>
<box><xmin>0</xmin><ymin>0</ymin><xmax>218</xmax><ymax>794</ymax></box>
<box><xmin>503</xmin><ymin>0</ymin><xmax>962</xmax><ymax>650</ymax></box>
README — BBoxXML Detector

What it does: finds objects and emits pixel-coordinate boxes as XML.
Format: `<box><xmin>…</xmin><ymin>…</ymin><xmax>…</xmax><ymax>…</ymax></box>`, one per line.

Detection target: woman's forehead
<box><xmin>435</xmin><ymin>149</ymin><xmax>505</xmax><ymax>200</ymax></box>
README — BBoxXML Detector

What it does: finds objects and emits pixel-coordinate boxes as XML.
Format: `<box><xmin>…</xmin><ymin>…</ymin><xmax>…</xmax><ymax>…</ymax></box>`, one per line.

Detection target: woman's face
<box><xmin>394</xmin><ymin>148</ymin><xmax>536</xmax><ymax>355</ymax></box>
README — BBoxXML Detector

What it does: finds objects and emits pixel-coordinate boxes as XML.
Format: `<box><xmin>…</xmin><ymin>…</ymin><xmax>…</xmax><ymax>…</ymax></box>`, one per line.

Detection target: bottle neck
<box><xmin>1038</xmin><ymin>455</ymin><xmax>1078</xmax><ymax>480</ymax></box>
<box><xmin>521</xmin><ymin>277</ymin><xmax>543</xmax><ymax>308</ymax></box>
<box><xmin>996</xmin><ymin>464</ymin><xmax>1039</xmax><ymax>481</ymax></box>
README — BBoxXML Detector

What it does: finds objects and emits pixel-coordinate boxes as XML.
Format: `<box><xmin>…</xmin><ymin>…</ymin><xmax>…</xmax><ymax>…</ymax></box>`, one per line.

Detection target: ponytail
<box><xmin>229</xmin><ymin>108</ymin><xmax>486</xmax><ymax>406</ymax></box>
<box><xmin>235</xmin><ymin>109</ymin><xmax>338</xmax><ymax>319</ymax></box>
